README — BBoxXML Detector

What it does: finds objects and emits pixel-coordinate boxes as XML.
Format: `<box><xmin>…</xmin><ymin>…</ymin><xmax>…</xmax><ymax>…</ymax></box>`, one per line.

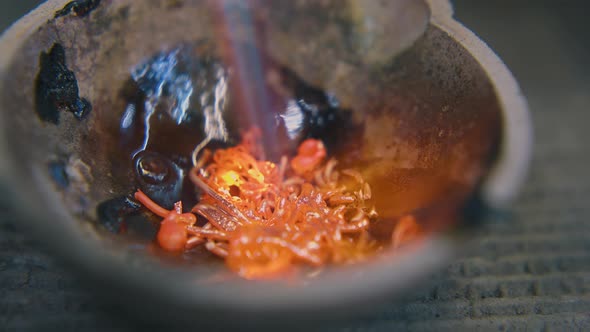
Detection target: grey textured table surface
<box><xmin>1</xmin><ymin>1</ymin><xmax>590</xmax><ymax>331</ymax></box>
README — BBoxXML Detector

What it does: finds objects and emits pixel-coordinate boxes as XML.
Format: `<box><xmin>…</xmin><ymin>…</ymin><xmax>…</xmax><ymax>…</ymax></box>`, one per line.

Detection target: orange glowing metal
<box><xmin>220</xmin><ymin>170</ymin><xmax>242</xmax><ymax>187</ymax></box>
<box><xmin>135</xmin><ymin>128</ymin><xmax>423</xmax><ymax>279</ymax></box>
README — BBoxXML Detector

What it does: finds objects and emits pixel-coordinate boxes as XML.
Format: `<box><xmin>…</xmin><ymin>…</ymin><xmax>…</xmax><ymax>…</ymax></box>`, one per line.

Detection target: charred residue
<box><xmin>54</xmin><ymin>0</ymin><xmax>102</xmax><ymax>18</ymax></box>
<box><xmin>117</xmin><ymin>43</ymin><xmax>234</xmax><ymax>158</ymax></box>
<box><xmin>35</xmin><ymin>43</ymin><xmax>91</xmax><ymax>124</ymax></box>
<box><xmin>277</xmin><ymin>67</ymin><xmax>363</xmax><ymax>156</ymax></box>
<box><xmin>134</xmin><ymin>151</ymin><xmax>185</xmax><ymax>210</ymax></box>
<box><xmin>97</xmin><ymin>196</ymin><xmax>141</xmax><ymax>234</ymax></box>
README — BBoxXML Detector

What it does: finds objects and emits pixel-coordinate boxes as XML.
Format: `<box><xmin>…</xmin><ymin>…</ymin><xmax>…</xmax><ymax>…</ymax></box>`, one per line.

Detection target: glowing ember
<box><xmin>135</xmin><ymin>128</ymin><xmax>422</xmax><ymax>279</ymax></box>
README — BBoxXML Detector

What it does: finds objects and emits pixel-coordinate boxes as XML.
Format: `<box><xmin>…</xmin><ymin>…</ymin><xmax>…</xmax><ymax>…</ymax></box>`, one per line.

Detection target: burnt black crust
<box><xmin>54</xmin><ymin>0</ymin><xmax>102</xmax><ymax>19</ymax></box>
<box><xmin>34</xmin><ymin>43</ymin><xmax>92</xmax><ymax>124</ymax></box>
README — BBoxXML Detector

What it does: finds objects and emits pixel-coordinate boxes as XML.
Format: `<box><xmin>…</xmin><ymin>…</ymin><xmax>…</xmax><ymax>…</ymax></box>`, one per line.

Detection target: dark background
<box><xmin>1</xmin><ymin>1</ymin><xmax>589</xmax><ymax>331</ymax></box>
<box><xmin>0</xmin><ymin>1</ymin><xmax>43</xmax><ymax>32</ymax></box>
